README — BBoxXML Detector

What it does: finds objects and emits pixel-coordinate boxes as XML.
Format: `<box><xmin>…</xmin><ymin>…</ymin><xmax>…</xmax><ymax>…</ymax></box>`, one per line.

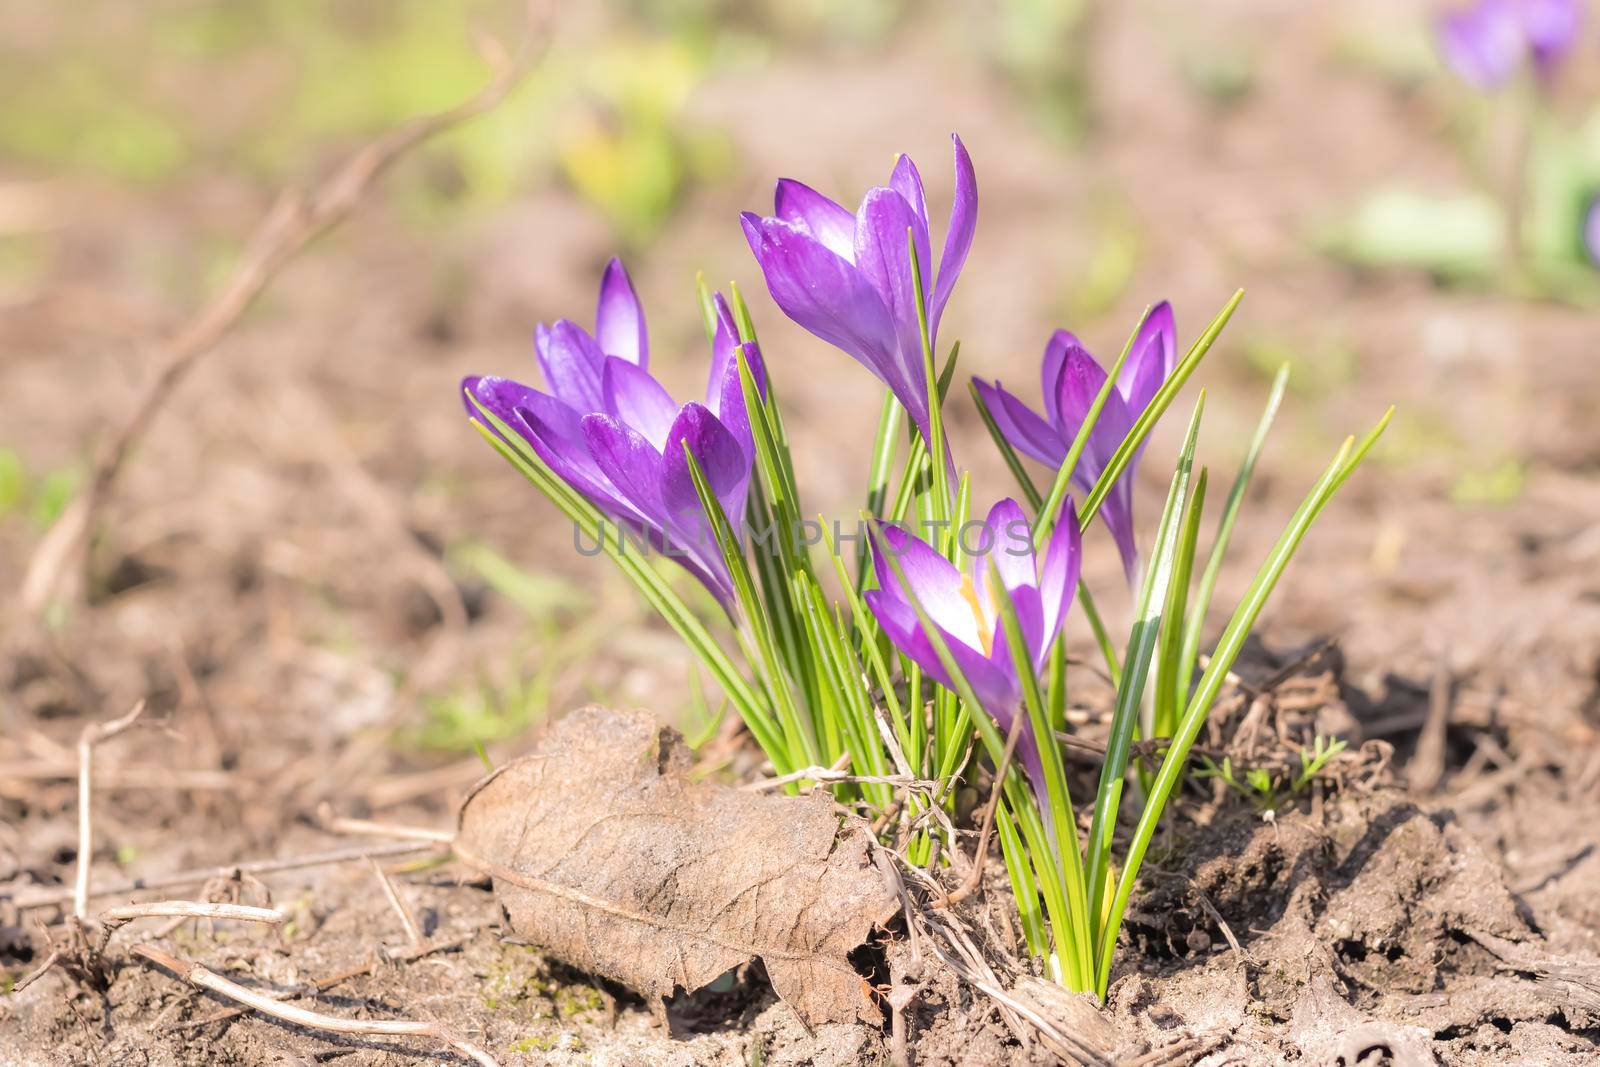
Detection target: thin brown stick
<box><xmin>892</xmin><ymin>857</ymin><xmax>1112</xmax><ymax>1067</ymax></box>
<box><xmin>367</xmin><ymin>858</ymin><xmax>425</xmax><ymax>947</ymax></box>
<box><xmin>1410</xmin><ymin>644</ymin><xmax>1453</xmax><ymax>793</ymax></box>
<box><xmin>0</xmin><ymin>761</ymin><xmax>233</xmax><ymax>790</ymax></box>
<box><xmin>941</xmin><ymin>712</ymin><xmax>1027</xmax><ymax>907</ymax></box>
<box><xmin>132</xmin><ymin>944</ymin><xmax>498</xmax><ymax>1066</ymax></box>
<box><xmin>744</xmin><ymin>765</ymin><xmax>939</xmax><ymax>793</ymax></box>
<box><xmin>10</xmin><ymin>949</ymin><xmax>63</xmax><ymax>995</ymax></box>
<box><xmin>163</xmin><ymin>937</ymin><xmax>467</xmax><ymax>1034</ymax></box>
<box><xmin>12</xmin><ymin>840</ymin><xmax>445</xmax><ymax>912</ymax></box>
<box><xmin>1234</xmin><ymin>637</ymin><xmax>1341</xmax><ymax>698</ymax></box>
<box><xmin>1191</xmin><ymin>888</ymin><xmax>1244</xmax><ymax>960</ymax></box>
<box><xmin>99</xmin><ymin>901</ymin><xmax>286</xmax><ymax>926</ymax></box>
<box><xmin>76</xmin><ymin>701</ymin><xmax>148</xmax><ymax>919</ymax></box>
<box><xmin>317</xmin><ymin>805</ymin><xmax>456</xmax><ymax>843</ymax></box>
<box><xmin>17</xmin><ymin>11</ymin><xmax>542</xmax><ymax>616</ymax></box>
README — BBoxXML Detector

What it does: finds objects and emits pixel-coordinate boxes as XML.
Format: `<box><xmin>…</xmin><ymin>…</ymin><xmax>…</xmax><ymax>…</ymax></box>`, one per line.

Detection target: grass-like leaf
<box><xmin>1176</xmin><ymin>362</ymin><xmax>1289</xmax><ymax>705</ymax></box>
<box><xmin>1084</xmin><ymin>393</ymin><xmax>1204</xmax><ymax>953</ymax></box>
<box><xmin>1094</xmin><ymin>405</ymin><xmax>1393</xmax><ymax>995</ymax></box>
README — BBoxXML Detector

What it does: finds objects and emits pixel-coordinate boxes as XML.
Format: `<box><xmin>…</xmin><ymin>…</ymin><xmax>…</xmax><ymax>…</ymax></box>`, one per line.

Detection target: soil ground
<box><xmin>4</xmin><ymin>2</ymin><xmax>1600</xmax><ymax>1064</ymax></box>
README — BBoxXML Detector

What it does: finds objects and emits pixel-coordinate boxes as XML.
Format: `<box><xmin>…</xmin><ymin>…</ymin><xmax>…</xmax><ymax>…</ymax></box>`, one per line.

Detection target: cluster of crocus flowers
<box><xmin>460</xmin><ymin>132</ymin><xmax>1391</xmax><ymax>1000</ymax></box>
<box><xmin>864</xmin><ymin>499</ymin><xmax>1081</xmax><ymax>813</ymax></box>
<box><xmin>973</xmin><ymin>304</ymin><xmax>1177</xmax><ymax>583</ymax></box>
<box><xmin>741</xmin><ymin>135</ymin><xmax>977</xmax><ymax>466</ymax></box>
<box><xmin>461</xmin><ymin>259</ymin><xmax>765</xmax><ymax>613</ymax></box>
<box><xmin>1437</xmin><ymin>0</ymin><xmax>1581</xmax><ymax>88</ymax></box>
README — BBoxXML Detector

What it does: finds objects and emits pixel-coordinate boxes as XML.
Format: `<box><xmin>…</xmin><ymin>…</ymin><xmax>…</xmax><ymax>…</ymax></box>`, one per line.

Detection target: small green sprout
<box><xmin>1198</xmin><ymin>735</ymin><xmax>1349</xmax><ymax>810</ymax></box>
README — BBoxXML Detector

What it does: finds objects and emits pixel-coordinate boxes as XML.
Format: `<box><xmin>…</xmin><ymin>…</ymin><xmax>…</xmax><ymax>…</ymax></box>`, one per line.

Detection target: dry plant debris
<box><xmin>453</xmin><ymin>705</ymin><xmax>899</xmax><ymax>1026</ymax></box>
<box><xmin>13</xmin><ymin>5</ymin><xmax>543</xmax><ymax>620</ymax></box>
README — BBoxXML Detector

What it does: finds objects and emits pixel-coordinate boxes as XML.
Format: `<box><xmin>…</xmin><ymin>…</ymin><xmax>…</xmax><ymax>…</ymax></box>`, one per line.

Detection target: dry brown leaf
<box><xmin>453</xmin><ymin>706</ymin><xmax>898</xmax><ymax>1026</ymax></box>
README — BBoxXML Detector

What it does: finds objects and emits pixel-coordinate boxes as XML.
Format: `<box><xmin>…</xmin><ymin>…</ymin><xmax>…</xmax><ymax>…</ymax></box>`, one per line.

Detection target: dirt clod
<box><xmin>1111</xmin><ymin>790</ymin><xmax>1600</xmax><ymax>1065</ymax></box>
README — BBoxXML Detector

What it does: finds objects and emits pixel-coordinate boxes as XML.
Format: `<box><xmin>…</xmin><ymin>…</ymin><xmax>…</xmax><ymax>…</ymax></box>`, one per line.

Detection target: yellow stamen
<box><xmin>958</xmin><ymin>573</ymin><xmax>994</xmax><ymax>658</ymax></box>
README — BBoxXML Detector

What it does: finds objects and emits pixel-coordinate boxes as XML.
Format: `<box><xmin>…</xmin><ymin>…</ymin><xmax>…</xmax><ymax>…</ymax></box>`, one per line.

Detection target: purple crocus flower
<box><xmin>740</xmin><ymin>135</ymin><xmax>977</xmax><ymax>467</ymax></box>
<box><xmin>1437</xmin><ymin>0</ymin><xmax>1581</xmax><ymax>89</ymax></box>
<box><xmin>462</xmin><ymin>258</ymin><xmax>765</xmax><ymax>612</ymax></box>
<box><xmin>1584</xmin><ymin>194</ymin><xmax>1600</xmax><ymax>267</ymax></box>
<box><xmin>865</xmin><ymin>498</ymin><xmax>1081</xmax><ymax>814</ymax></box>
<box><xmin>972</xmin><ymin>304</ymin><xmax>1177</xmax><ymax>584</ymax></box>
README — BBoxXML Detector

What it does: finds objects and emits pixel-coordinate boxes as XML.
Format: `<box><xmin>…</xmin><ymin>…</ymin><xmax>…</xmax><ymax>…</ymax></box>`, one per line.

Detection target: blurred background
<box><xmin>3</xmin><ymin>0</ymin><xmax>1599</xmax><ymax>851</ymax></box>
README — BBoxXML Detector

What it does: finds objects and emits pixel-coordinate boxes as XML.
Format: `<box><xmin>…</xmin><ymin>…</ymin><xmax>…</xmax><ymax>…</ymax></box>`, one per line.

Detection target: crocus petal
<box><xmin>710</xmin><ymin>338</ymin><xmax>766</xmax><ymax>464</ymax></box>
<box><xmin>1099</xmin><ymin>482</ymin><xmax>1141</xmax><ymax>584</ymax></box>
<box><xmin>509</xmin><ymin>388</ymin><xmax>641</xmax><ymax>522</ymax></box>
<box><xmin>970</xmin><ymin>498</ymin><xmax>1046</xmax><ymax>666</ymax></box>
<box><xmin>1522</xmin><ymin>0</ymin><xmax>1581</xmax><ymax>71</ymax></box>
<box><xmin>1037</xmin><ymin>498</ymin><xmax>1083</xmax><ymax>664</ymax></box>
<box><xmin>466</xmin><ymin>373</ymin><xmax>543</xmax><ymax>431</ymax></box>
<box><xmin>1437</xmin><ymin>2</ymin><xmax>1522</xmax><ymax>88</ymax></box>
<box><xmin>930</xmin><ymin>133</ymin><xmax>977</xmax><ymax>337</ymax></box>
<box><xmin>1116</xmin><ymin>301</ymin><xmax>1176</xmax><ymax>417</ymax></box>
<box><xmin>463</xmin><ymin>374</ymin><xmax>639</xmax><ymax>522</ymax></box>
<box><xmin>580</xmin><ymin>413</ymin><xmax>736</xmax><ymax>611</ymax></box>
<box><xmin>705</xmin><ymin>292</ymin><xmax>740</xmax><ymax>397</ymax></box>
<box><xmin>975</xmin><ymin>378</ymin><xmax>1067</xmax><ymax>468</ymax></box>
<box><xmin>1051</xmin><ymin>341</ymin><xmax>1135</xmax><ymax>489</ymax></box>
<box><xmin>580</xmin><ymin>414</ymin><xmax>666</xmax><ymax>526</ymax></box>
<box><xmin>888</xmin><ymin>153</ymin><xmax>931</xmax><ymax>262</ymax></box>
<box><xmin>974</xmin><ymin>498</ymin><xmax>1039</xmax><ymax>601</ymax></box>
<box><xmin>854</xmin><ymin>186</ymin><xmax>934</xmax><ymax>379</ymax></box>
<box><xmin>773</xmin><ymin>179</ymin><xmax>857</xmax><ymax>261</ymax></box>
<box><xmin>1051</xmin><ymin>346</ymin><xmax>1142</xmax><ymax>579</ymax></box>
<box><xmin>659</xmin><ymin>402</ymin><xmax>751</xmax><ymax>535</ymax></box>
<box><xmin>705</xmin><ymin>292</ymin><xmax>768</xmax><ymax>452</ymax></box>
<box><xmin>863</xmin><ymin>585</ymin><xmax>1016</xmax><ymax>714</ymax></box>
<box><xmin>869</xmin><ymin>522</ymin><xmax>988</xmax><ymax>656</ymax></box>
<box><xmin>594</xmin><ymin>257</ymin><xmax>648</xmax><ymax>367</ymax></box>
<box><xmin>536</xmin><ymin>319</ymin><xmax>608</xmax><ymax>413</ymax></box>
<box><xmin>460</xmin><ymin>375</ymin><xmax>489</xmax><ymax>421</ymax></box>
<box><xmin>1584</xmin><ymin>195</ymin><xmax>1600</xmax><ymax>268</ymax></box>
<box><xmin>601</xmin><ymin>357</ymin><xmax>678</xmax><ymax>451</ymax></box>
<box><xmin>1039</xmin><ymin>329</ymin><xmax>1081</xmax><ymax>431</ymax></box>
<box><xmin>741</xmin><ymin>213</ymin><xmax>923</xmax><ymax>424</ymax></box>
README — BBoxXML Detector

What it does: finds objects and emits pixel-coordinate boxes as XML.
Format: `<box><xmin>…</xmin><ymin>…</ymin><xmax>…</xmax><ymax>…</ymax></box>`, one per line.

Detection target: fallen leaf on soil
<box><xmin>453</xmin><ymin>706</ymin><xmax>898</xmax><ymax>1026</ymax></box>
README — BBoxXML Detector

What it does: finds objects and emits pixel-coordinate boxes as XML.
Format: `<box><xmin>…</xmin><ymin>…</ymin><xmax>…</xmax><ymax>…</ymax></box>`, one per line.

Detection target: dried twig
<box><xmin>892</xmin><ymin>855</ymin><xmax>1114</xmax><ymax>1067</ymax></box>
<box><xmin>99</xmin><ymin>901</ymin><xmax>286</xmax><ymax>927</ymax></box>
<box><xmin>132</xmin><ymin>944</ymin><xmax>498</xmax><ymax>1066</ymax></box>
<box><xmin>11</xmin><ymin>949</ymin><xmax>63</xmax><ymax>995</ymax></box>
<box><xmin>164</xmin><ymin>937</ymin><xmax>467</xmax><ymax>1034</ymax></box>
<box><xmin>1235</xmin><ymin>637</ymin><xmax>1341</xmax><ymax>698</ymax></box>
<box><xmin>1191</xmin><ymin>887</ymin><xmax>1245</xmax><ymax>961</ymax></box>
<box><xmin>76</xmin><ymin>701</ymin><xmax>148</xmax><ymax>919</ymax></box>
<box><xmin>744</xmin><ymin>765</ymin><xmax>940</xmax><ymax>793</ymax></box>
<box><xmin>941</xmin><ymin>712</ymin><xmax>1026</xmax><ymax>907</ymax></box>
<box><xmin>17</xmin><ymin>12</ymin><xmax>542</xmax><ymax>616</ymax></box>
<box><xmin>0</xmin><ymin>761</ymin><xmax>233</xmax><ymax>790</ymax></box>
<box><xmin>12</xmin><ymin>840</ymin><xmax>445</xmax><ymax>912</ymax></box>
<box><xmin>317</xmin><ymin>805</ymin><xmax>455</xmax><ymax>843</ymax></box>
<box><xmin>1410</xmin><ymin>645</ymin><xmax>1453</xmax><ymax>793</ymax></box>
<box><xmin>368</xmin><ymin>857</ymin><xmax>425</xmax><ymax>947</ymax></box>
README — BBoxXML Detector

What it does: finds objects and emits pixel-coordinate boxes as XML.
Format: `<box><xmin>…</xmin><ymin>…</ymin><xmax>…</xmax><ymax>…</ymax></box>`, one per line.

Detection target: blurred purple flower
<box><xmin>972</xmin><ymin>304</ymin><xmax>1177</xmax><ymax>584</ymax></box>
<box><xmin>865</xmin><ymin>498</ymin><xmax>1081</xmax><ymax>811</ymax></box>
<box><xmin>462</xmin><ymin>258</ymin><xmax>766</xmax><ymax>612</ymax></box>
<box><xmin>1585</xmin><ymin>194</ymin><xmax>1600</xmax><ymax>267</ymax></box>
<box><xmin>1437</xmin><ymin>0</ymin><xmax>1581</xmax><ymax>89</ymax></box>
<box><xmin>740</xmin><ymin>134</ymin><xmax>977</xmax><ymax>467</ymax></box>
